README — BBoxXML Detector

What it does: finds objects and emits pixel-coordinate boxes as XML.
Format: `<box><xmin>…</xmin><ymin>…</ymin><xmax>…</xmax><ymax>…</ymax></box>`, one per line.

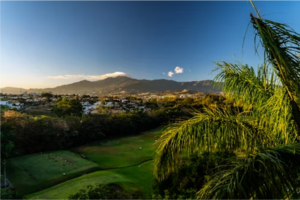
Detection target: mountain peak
<box><xmin>5</xmin><ymin>78</ymin><xmax>221</xmax><ymax>95</ymax></box>
<box><xmin>103</xmin><ymin>75</ymin><xmax>131</xmax><ymax>79</ymax></box>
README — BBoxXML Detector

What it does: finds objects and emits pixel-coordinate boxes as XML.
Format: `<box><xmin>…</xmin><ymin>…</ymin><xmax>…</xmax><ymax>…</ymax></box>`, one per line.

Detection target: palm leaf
<box><xmin>214</xmin><ymin>62</ymin><xmax>277</xmax><ymax>112</ymax></box>
<box><xmin>214</xmin><ymin>61</ymin><xmax>297</xmax><ymax>143</ymax></box>
<box><xmin>250</xmin><ymin>13</ymin><xmax>300</xmax><ymax>132</ymax></box>
<box><xmin>153</xmin><ymin>107</ymin><xmax>287</xmax><ymax>181</ymax></box>
<box><xmin>197</xmin><ymin>144</ymin><xmax>300</xmax><ymax>199</ymax></box>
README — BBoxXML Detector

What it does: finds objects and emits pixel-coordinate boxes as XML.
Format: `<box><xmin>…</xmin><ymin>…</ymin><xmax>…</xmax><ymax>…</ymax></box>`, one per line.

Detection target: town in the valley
<box><xmin>0</xmin><ymin>89</ymin><xmax>216</xmax><ymax>115</ymax></box>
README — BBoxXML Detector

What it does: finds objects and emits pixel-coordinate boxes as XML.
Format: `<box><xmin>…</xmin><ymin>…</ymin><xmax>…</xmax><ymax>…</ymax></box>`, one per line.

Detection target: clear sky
<box><xmin>1</xmin><ymin>1</ymin><xmax>300</xmax><ymax>89</ymax></box>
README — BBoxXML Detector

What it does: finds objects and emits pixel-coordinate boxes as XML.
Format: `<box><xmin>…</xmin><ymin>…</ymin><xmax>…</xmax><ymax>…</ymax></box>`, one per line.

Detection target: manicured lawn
<box><xmin>12</xmin><ymin>127</ymin><xmax>165</xmax><ymax>198</ymax></box>
<box><xmin>26</xmin><ymin>161</ymin><xmax>154</xmax><ymax>199</ymax></box>
<box><xmin>6</xmin><ymin>150</ymin><xmax>99</xmax><ymax>196</ymax></box>
<box><xmin>72</xmin><ymin>127</ymin><xmax>165</xmax><ymax>168</ymax></box>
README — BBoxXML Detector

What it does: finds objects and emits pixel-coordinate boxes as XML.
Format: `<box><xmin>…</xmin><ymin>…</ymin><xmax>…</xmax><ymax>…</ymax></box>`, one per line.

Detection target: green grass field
<box><xmin>8</xmin><ymin>127</ymin><xmax>165</xmax><ymax>199</ymax></box>
<box><xmin>6</xmin><ymin>150</ymin><xmax>99</xmax><ymax>196</ymax></box>
<box><xmin>72</xmin><ymin>127</ymin><xmax>165</xmax><ymax>168</ymax></box>
<box><xmin>26</xmin><ymin>161</ymin><xmax>154</xmax><ymax>199</ymax></box>
<box><xmin>24</xmin><ymin>104</ymin><xmax>57</xmax><ymax>117</ymax></box>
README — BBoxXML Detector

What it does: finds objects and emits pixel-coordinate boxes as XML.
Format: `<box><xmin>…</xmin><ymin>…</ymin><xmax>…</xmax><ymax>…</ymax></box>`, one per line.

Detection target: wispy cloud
<box><xmin>48</xmin><ymin>72</ymin><xmax>128</xmax><ymax>80</ymax></box>
<box><xmin>188</xmin><ymin>68</ymin><xmax>191</xmax><ymax>72</ymax></box>
<box><xmin>168</xmin><ymin>71</ymin><xmax>174</xmax><ymax>77</ymax></box>
<box><xmin>174</xmin><ymin>66</ymin><xmax>183</xmax><ymax>74</ymax></box>
<box><xmin>162</xmin><ymin>72</ymin><xmax>166</xmax><ymax>75</ymax></box>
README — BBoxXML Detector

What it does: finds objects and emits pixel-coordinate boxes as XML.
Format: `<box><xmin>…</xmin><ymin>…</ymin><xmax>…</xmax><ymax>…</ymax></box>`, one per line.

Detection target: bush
<box><xmin>152</xmin><ymin>153</ymin><xmax>233</xmax><ymax>199</ymax></box>
<box><xmin>68</xmin><ymin>184</ymin><xmax>139</xmax><ymax>199</ymax></box>
<box><xmin>2</xmin><ymin>105</ymin><xmax>190</xmax><ymax>156</ymax></box>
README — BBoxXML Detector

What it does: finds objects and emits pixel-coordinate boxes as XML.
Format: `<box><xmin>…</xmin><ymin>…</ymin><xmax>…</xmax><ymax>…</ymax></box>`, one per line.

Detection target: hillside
<box><xmin>3</xmin><ymin>77</ymin><xmax>222</xmax><ymax>95</ymax></box>
<box><xmin>0</xmin><ymin>87</ymin><xmax>27</xmax><ymax>94</ymax></box>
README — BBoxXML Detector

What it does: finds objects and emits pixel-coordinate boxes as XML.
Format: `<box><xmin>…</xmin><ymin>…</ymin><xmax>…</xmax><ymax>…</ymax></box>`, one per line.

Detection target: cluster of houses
<box><xmin>0</xmin><ymin>100</ymin><xmax>24</xmax><ymax>110</ymax></box>
<box><xmin>0</xmin><ymin>93</ymin><xmax>50</xmax><ymax>110</ymax></box>
<box><xmin>82</xmin><ymin>98</ymin><xmax>151</xmax><ymax>115</ymax></box>
<box><xmin>1</xmin><ymin>93</ymin><xmax>49</xmax><ymax>102</ymax></box>
<box><xmin>0</xmin><ymin>89</ymin><xmax>208</xmax><ymax>113</ymax></box>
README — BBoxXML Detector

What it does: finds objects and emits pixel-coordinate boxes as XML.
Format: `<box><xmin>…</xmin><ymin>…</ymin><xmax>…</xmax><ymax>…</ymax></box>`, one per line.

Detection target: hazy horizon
<box><xmin>1</xmin><ymin>1</ymin><xmax>300</xmax><ymax>88</ymax></box>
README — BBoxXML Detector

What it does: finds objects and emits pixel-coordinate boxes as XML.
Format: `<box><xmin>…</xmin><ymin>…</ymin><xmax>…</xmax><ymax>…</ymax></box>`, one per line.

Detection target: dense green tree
<box><xmin>154</xmin><ymin>3</ymin><xmax>300</xmax><ymax>199</ymax></box>
<box><xmin>0</xmin><ymin>105</ymin><xmax>10</xmax><ymax>114</ymax></box>
<box><xmin>68</xmin><ymin>184</ymin><xmax>140</xmax><ymax>199</ymax></box>
<box><xmin>54</xmin><ymin>97</ymin><xmax>83</xmax><ymax>117</ymax></box>
<box><xmin>1</xmin><ymin>108</ymin><xmax>169</xmax><ymax>155</ymax></box>
<box><xmin>146</xmin><ymin>101</ymin><xmax>159</xmax><ymax>110</ymax></box>
<box><xmin>41</xmin><ymin>92</ymin><xmax>53</xmax><ymax>102</ymax></box>
<box><xmin>0</xmin><ymin>188</ymin><xmax>17</xmax><ymax>199</ymax></box>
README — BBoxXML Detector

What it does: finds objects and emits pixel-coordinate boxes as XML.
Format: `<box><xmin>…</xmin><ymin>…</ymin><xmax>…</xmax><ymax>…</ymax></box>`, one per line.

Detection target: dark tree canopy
<box><xmin>41</xmin><ymin>92</ymin><xmax>53</xmax><ymax>100</ymax></box>
<box><xmin>54</xmin><ymin>97</ymin><xmax>83</xmax><ymax>117</ymax></box>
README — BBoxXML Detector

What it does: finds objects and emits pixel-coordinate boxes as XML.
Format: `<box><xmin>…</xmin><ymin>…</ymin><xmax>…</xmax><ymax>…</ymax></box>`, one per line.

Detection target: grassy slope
<box><xmin>16</xmin><ymin>127</ymin><xmax>164</xmax><ymax>199</ymax></box>
<box><xmin>72</xmin><ymin>127</ymin><xmax>165</xmax><ymax>168</ymax></box>
<box><xmin>7</xmin><ymin>150</ymin><xmax>99</xmax><ymax>196</ymax></box>
<box><xmin>26</xmin><ymin>161</ymin><xmax>154</xmax><ymax>199</ymax></box>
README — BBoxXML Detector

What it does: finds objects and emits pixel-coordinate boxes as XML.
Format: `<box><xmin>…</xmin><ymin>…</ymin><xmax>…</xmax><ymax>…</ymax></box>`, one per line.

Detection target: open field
<box><xmin>6</xmin><ymin>150</ymin><xmax>99</xmax><ymax>196</ymax></box>
<box><xmin>72</xmin><ymin>126</ymin><xmax>165</xmax><ymax>168</ymax></box>
<box><xmin>8</xmin><ymin>127</ymin><xmax>164</xmax><ymax>198</ymax></box>
<box><xmin>24</xmin><ymin>103</ymin><xmax>57</xmax><ymax>117</ymax></box>
<box><xmin>26</xmin><ymin>161</ymin><xmax>154</xmax><ymax>199</ymax></box>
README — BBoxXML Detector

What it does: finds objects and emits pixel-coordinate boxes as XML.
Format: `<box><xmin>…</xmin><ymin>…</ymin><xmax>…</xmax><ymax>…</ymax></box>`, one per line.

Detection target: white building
<box><xmin>104</xmin><ymin>102</ymin><xmax>114</xmax><ymax>107</ymax></box>
<box><xmin>0</xmin><ymin>101</ymin><xmax>23</xmax><ymax>110</ymax></box>
<box><xmin>81</xmin><ymin>101</ymin><xmax>91</xmax><ymax>106</ymax></box>
<box><xmin>0</xmin><ymin>101</ymin><xmax>12</xmax><ymax>107</ymax></box>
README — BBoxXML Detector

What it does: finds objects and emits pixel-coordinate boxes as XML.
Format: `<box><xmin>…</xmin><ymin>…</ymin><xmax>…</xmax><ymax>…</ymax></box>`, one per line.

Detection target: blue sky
<box><xmin>1</xmin><ymin>1</ymin><xmax>300</xmax><ymax>89</ymax></box>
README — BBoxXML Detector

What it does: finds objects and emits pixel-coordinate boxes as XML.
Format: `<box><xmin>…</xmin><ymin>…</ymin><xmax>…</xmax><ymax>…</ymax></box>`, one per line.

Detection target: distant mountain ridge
<box><xmin>1</xmin><ymin>76</ymin><xmax>222</xmax><ymax>95</ymax></box>
<box><xmin>0</xmin><ymin>87</ymin><xmax>27</xmax><ymax>94</ymax></box>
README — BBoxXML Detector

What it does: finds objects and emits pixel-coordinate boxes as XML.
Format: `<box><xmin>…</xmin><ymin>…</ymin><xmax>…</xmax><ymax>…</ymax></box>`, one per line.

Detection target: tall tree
<box><xmin>154</xmin><ymin>2</ymin><xmax>300</xmax><ymax>199</ymax></box>
<box><xmin>41</xmin><ymin>92</ymin><xmax>53</xmax><ymax>102</ymax></box>
<box><xmin>54</xmin><ymin>97</ymin><xmax>83</xmax><ymax>117</ymax></box>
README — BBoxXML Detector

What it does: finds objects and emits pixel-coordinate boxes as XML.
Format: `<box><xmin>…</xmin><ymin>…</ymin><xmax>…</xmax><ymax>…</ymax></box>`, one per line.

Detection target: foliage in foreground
<box><xmin>153</xmin><ymin>153</ymin><xmax>232</xmax><ymax>199</ymax></box>
<box><xmin>68</xmin><ymin>183</ymin><xmax>142</xmax><ymax>199</ymax></box>
<box><xmin>0</xmin><ymin>188</ymin><xmax>17</xmax><ymax>199</ymax></box>
<box><xmin>154</xmin><ymin>3</ymin><xmax>300</xmax><ymax>199</ymax></box>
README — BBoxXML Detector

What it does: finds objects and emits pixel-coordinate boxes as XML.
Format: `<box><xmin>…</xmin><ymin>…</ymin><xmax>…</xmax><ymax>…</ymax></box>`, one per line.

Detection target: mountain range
<box><xmin>0</xmin><ymin>87</ymin><xmax>28</xmax><ymax>94</ymax></box>
<box><xmin>0</xmin><ymin>76</ymin><xmax>222</xmax><ymax>95</ymax></box>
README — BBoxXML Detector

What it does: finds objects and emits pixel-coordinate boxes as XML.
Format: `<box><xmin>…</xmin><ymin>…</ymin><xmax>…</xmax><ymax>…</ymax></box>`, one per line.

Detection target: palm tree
<box><xmin>154</xmin><ymin>2</ymin><xmax>300</xmax><ymax>199</ymax></box>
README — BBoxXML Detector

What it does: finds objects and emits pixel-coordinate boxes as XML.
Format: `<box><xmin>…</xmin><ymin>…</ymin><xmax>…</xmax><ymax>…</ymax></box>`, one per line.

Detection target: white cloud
<box><xmin>48</xmin><ymin>72</ymin><xmax>128</xmax><ymax>81</ymax></box>
<box><xmin>174</xmin><ymin>66</ymin><xmax>183</xmax><ymax>74</ymax></box>
<box><xmin>162</xmin><ymin>72</ymin><xmax>166</xmax><ymax>75</ymax></box>
<box><xmin>168</xmin><ymin>71</ymin><xmax>174</xmax><ymax>77</ymax></box>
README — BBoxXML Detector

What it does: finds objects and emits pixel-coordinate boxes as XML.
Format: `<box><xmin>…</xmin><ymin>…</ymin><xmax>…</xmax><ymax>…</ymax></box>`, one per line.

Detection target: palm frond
<box><xmin>197</xmin><ymin>143</ymin><xmax>300</xmax><ymax>199</ymax></box>
<box><xmin>214</xmin><ymin>61</ymin><xmax>297</xmax><ymax>142</ymax></box>
<box><xmin>250</xmin><ymin>14</ymin><xmax>300</xmax><ymax>131</ymax></box>
<box><xmin>214</xmin><ymin>62</ymin><xmax>277</xmax><ymax>111</ymax></box>
<box><xmin>259</xmin><ymin>87</ymin><xmax>298</xmax><ymax>144</ymax></box>
<box><xmin>154</xmin><ymin>107</ymin><xmax>280</xmax><ymax>181</ymax></box>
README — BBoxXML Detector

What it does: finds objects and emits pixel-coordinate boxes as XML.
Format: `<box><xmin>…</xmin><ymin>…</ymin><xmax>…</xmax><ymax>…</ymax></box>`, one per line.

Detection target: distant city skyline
<box><xmin>1</xmin><ymin>1</ymin><xmax>300</xmax><ymax>89</ymax></box>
